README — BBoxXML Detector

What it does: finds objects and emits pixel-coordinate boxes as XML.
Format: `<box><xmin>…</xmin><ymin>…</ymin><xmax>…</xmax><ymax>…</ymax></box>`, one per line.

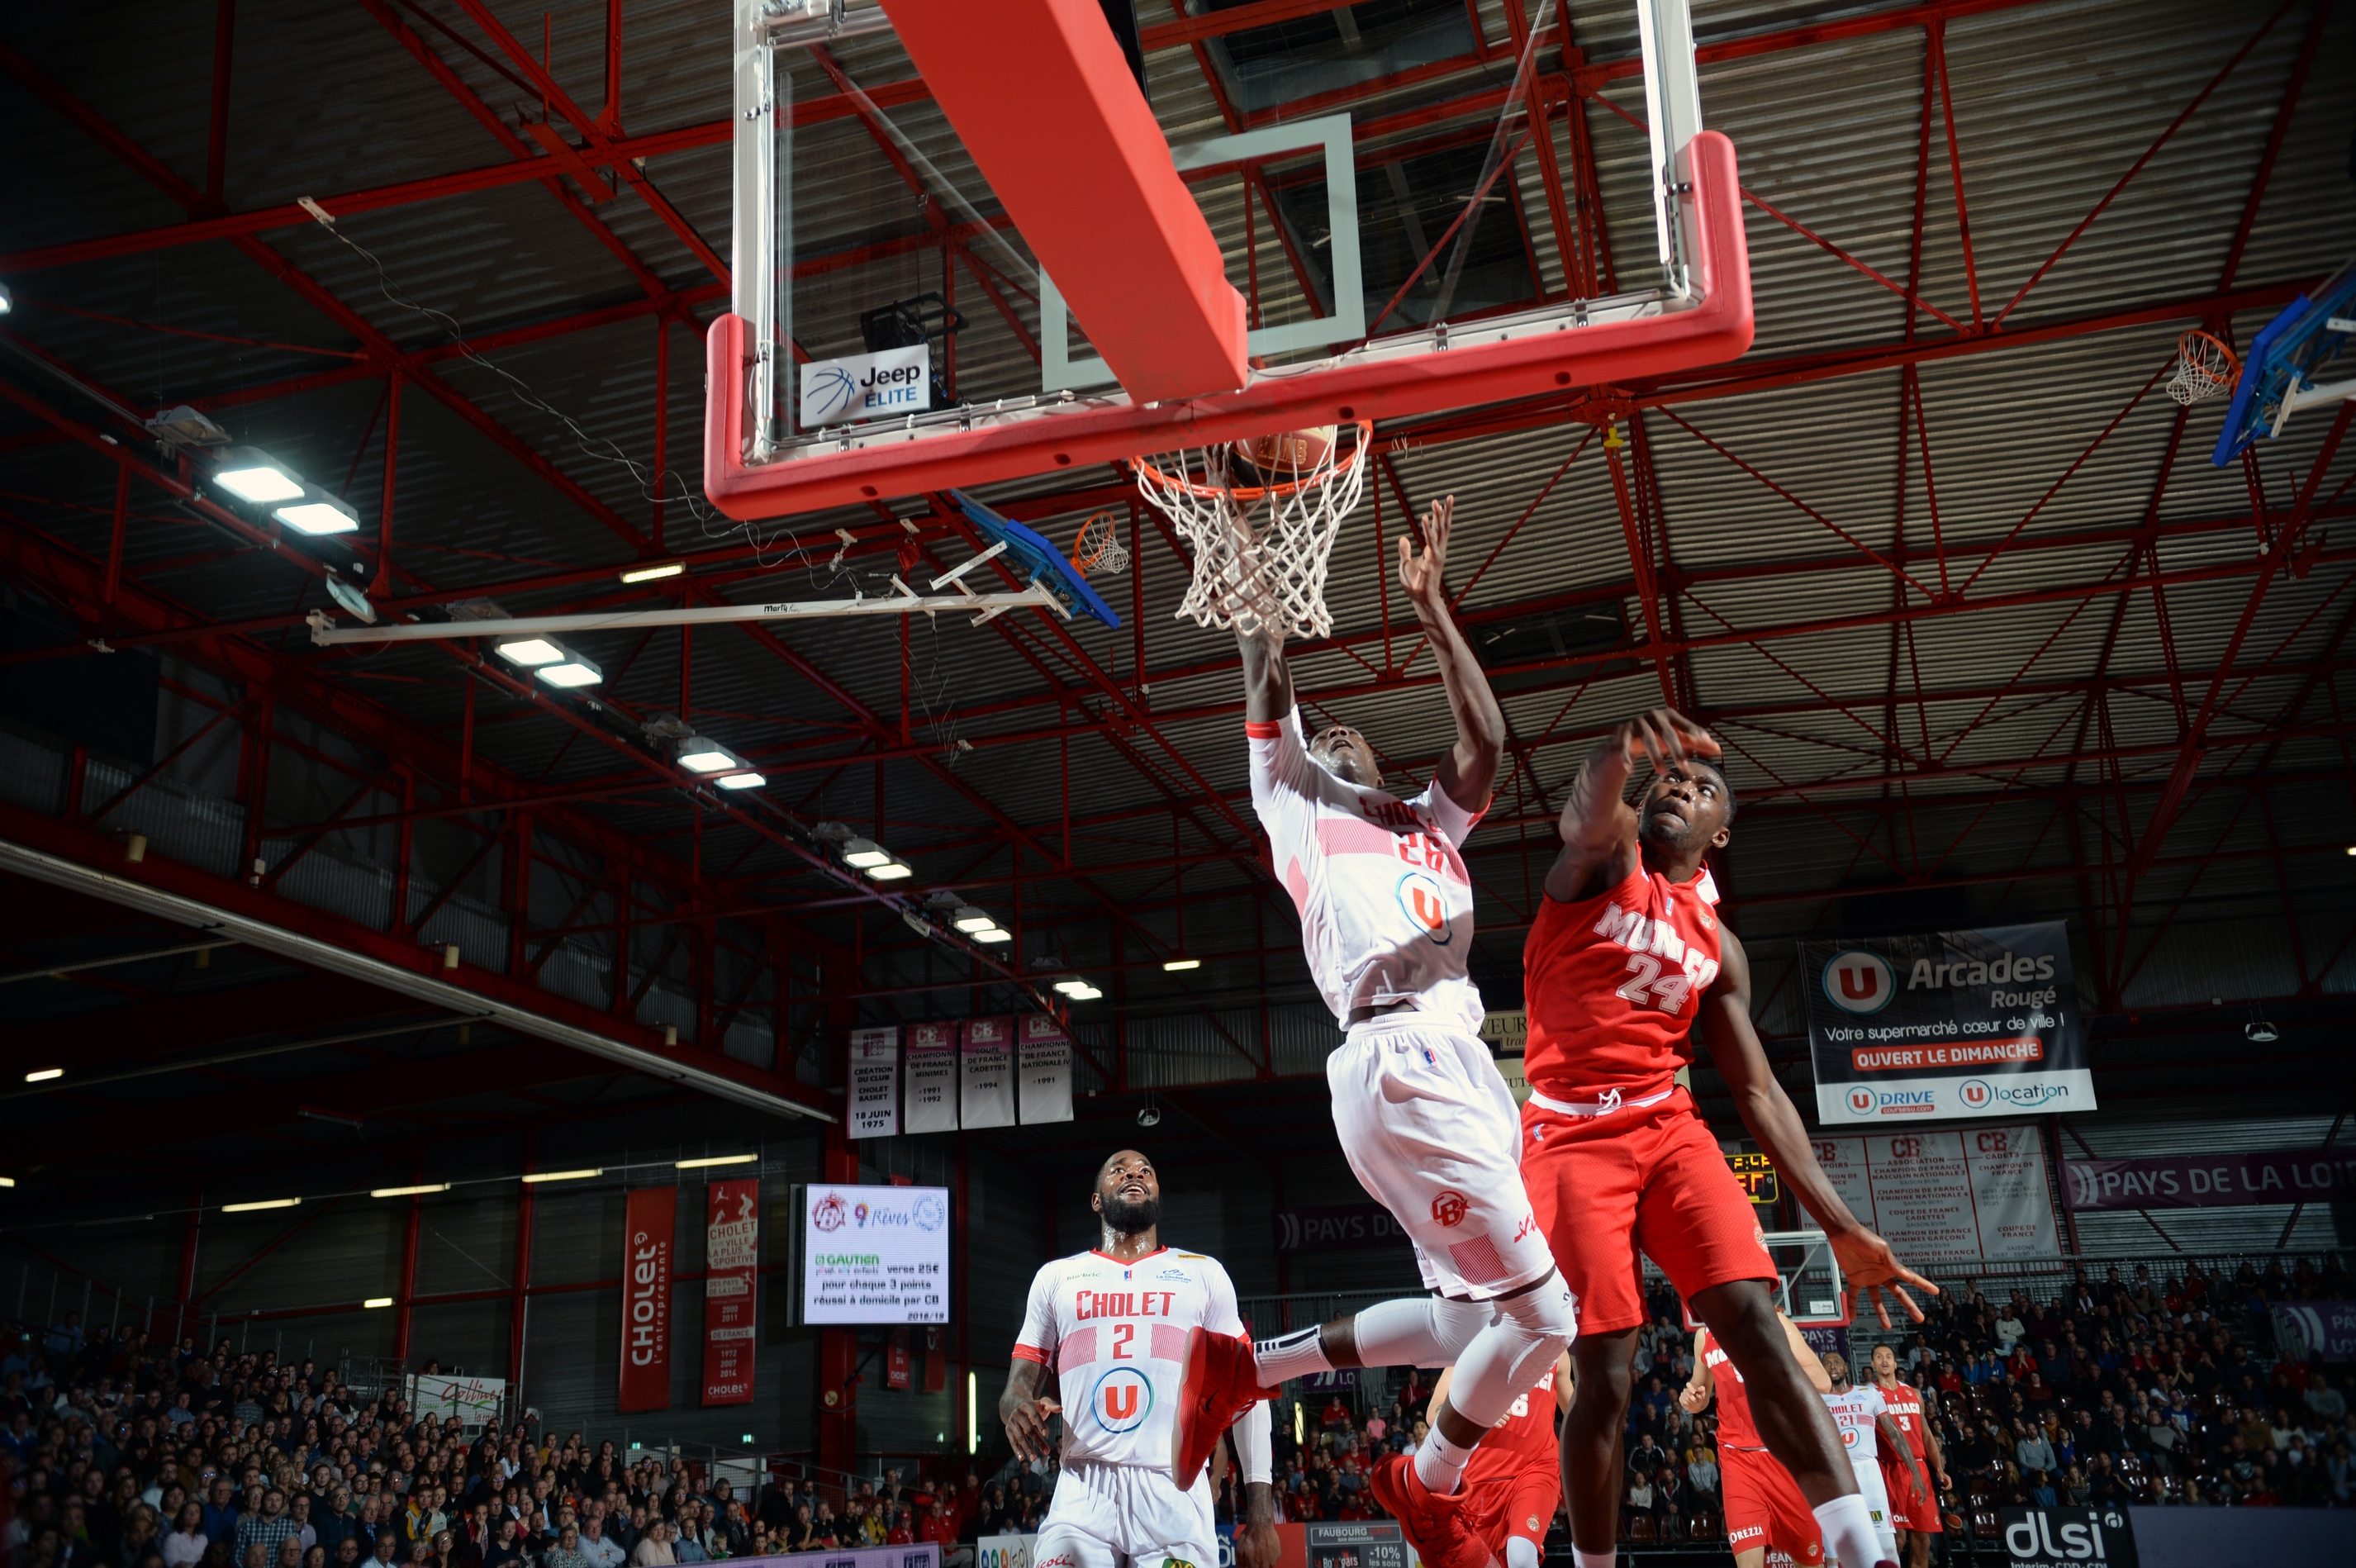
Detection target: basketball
<box><xmin>1242</xmin><ymin>425</ymin><xmax>1338</xmax><ymax>473</ymax></box>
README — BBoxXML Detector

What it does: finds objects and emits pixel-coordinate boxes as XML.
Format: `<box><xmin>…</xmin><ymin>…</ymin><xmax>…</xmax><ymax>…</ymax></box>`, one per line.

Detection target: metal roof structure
<box><xmin>0</xmin><ymin>0</ymin><xmax>2351</xmax><ymax>1186</ymax></box>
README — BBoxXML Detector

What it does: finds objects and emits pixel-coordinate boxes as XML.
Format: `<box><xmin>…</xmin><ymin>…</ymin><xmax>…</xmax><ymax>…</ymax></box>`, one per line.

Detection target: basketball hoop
<box><xmin>1131</xmin><ymin>421</ymin><xmax>1373</xmax><ymax>640</ymax></box>
<box><xmin>1071</xmin><ymin>511</ymin><xmax>1129</xmax><ymax>576</ymax></box>
<box><xmin>2168</xmin><ymin>329</ymin><xmax>2240</xmax><ymax>406</ymax></box>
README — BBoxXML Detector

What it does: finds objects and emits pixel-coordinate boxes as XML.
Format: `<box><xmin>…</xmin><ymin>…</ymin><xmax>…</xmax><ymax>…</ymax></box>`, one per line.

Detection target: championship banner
<box><xmin>847</xmin><ymin>1025</ymin><xmax>899</xmax><ymax>1139</ymax></box>
<box><xmin>1018</xmin><ymin>1013</ymin><xmax>1074</xmax><ymax>1124</ymax></box>
<box><xmin>1803</xmin><ymin>921</ymin><xmax>2092</xmax><ymax>1122</ymax></box>
<box><xmin>1810</xmin><ymin>1124</ymin><xmax>2059</xmax><ymax>1262</ymax></box>
<box><xmin>618</xmin><ymin>1187</ymin><xmax>675</xmax><ymax>1411</ymax></box>
<box><xmin>960</xmin><ymin>1015</ymin><xmax>1016</xmax><ymax>1129</ymax></box>
<box><xmin>904</xmin><ymin>1021</ymin><xmax>959</xmax><ymax>1133</ymax></box>
<box><xmin>700</xmin><ymin>1179</ymin><xmax>758</xmax><ymax>1406</ymax></box>
<box><xmin>2063</xmin><ymin>1148</ymin><xmax>2356</xmax><ymax>1210</ymax></box>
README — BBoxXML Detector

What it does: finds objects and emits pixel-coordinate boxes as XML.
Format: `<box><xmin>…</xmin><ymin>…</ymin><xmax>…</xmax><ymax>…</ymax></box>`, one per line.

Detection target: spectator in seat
<box><xmin>1318</xmin><ymin>1395</ymin><xmax>1351</xmax><ymax>1433</ymax></box>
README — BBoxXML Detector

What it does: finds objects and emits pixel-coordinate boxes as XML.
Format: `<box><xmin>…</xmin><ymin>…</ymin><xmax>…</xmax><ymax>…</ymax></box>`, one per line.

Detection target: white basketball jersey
<box><xmin>1824</xmin><ymin>1385</ymin><xmax>1887</xmax><ymax>1465</ymax></box>
<box><xmin>1247</xmin><ymin>706</ymin><xmax>1484</xmax><ymax>1034</ymax></box>
<box><xmin>1013</xmin><ymin>1247</ymin><xmax>1246</xmax><ymax>1469</ymax></box>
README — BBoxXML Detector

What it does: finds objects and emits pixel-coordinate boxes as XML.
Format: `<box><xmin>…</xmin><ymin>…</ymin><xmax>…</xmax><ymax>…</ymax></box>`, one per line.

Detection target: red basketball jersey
<box><xmin>1698</xmin><ymin>1328</ymin><xmax>1762</xmax><ymax>1449</ymax></box>
<box><xmin>1874</xmin><ymin>1378</ymin><xmax>1930</xmax><ymax>1459</ymax></box>
<box><xmin>1463</xmin><ymin>1366</ymin><xmax>1561</xmax><ymax>1487</ymax></box>
<box><xmin>1523</xmin><ymin>866</ymin><xmax>1723</xmax><ymax>1101</ymax></box>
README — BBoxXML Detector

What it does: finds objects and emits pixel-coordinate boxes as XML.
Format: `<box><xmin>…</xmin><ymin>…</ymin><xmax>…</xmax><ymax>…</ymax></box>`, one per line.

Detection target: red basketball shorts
<box><xmin>1720</xmin><ymin>1445</ymin><xmax>1824</xmax><ymax>1563</ymax></box>
<box><xmin>1461</xmin><ymin>1467</ymin><xmax>1562</xmax><ymax>1556</ymax></box>
<box><xmin>1880</xmin><ymin>1454</ymin><xmax>1940</xmax><ymax>1533</ymax></box>
<box><xmin>1518</xmin><ymin>1089</ymin><xmax>1776</xmax><ymax>1334</ymax></box>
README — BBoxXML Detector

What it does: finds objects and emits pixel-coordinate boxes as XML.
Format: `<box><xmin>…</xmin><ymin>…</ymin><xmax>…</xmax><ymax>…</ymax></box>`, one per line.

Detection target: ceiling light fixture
<box><xmin>536</xmin><ymin>653</ymin><xmax>603</xmax><ymax>688</ymax></box>
<box><xmin>715</xmin><ymin>772</ymin><xmax>766</xmax><ymax>789</ymax></box>
<box><xmin>495</xmin><ymin>636</ymin><xmax>566</xmax><ymax>667</ymax></box>
<box><xmin>1052</xmin><ymin>978</ymin><xmax>1102</xmax><ymax>1000</ymax></box>
<box><xmin>222</xmin><ymin>1197</ymin><xmax>301</xmax><ymax>1213</ymax></box>
<box><xmin>677</xmin><ymin>738</ymin><xmax>743</xmax><ymax>774</ymax></box>
<box><xmin>369</xmin><ymin>1183</ymin><xmax>451</xmax><ymax>1199</ymax></box>
<box><xmin>971</xmin><ymin>925</ymin><xmax>1012</xmax><ymax>943</ymax></box>
<box><xmin>520</xmin><ymin>1168</ymin><xmax>603</xmax><ymax>1184</ymax></box>
<box><xmin>620</xmin><ymin>561</ymin><xmax>687</xmax><ymax>583</ymax></box>
<box><xmin>841</xmin><ymin>838</ymin><xmax>893</xmax><ymax>868</ymax></box>
<box><xmin>363</xmin><ymin>1297</ymin><xmax>394</xmax><ymax>1309</ymax></box>
<box><xmin>1163</xmin><ymin>958</ymin><xmax>1200</xmax><ymax>972</ymax></box>
<box><xmin>0</xmin><ymin>1176</ymin><xmax>17</xmax><ymax>1188</ymax></box>
<box><xmin>273</xmin><ymin>487</ymin><xmax>359</xmax><ymax>536</ymax></box>
<box><xmin>677</xmin><ymin>1154</ymin><xmax>758</xmax><ymax>1169</ymax></box>
<box><xmin>24</xmin><ymin>1067</ymin><xmax>62</xmax><ymax>1083</ymax></box>
<box><xmin>952</xmin><ymin>909</ymin><xmax>995</xmax><ymax>934</ymax></box>
<box><xmin>211</xmin><ymin>448</ymin><xmax>305</xmax><ymax>504</ymax></box>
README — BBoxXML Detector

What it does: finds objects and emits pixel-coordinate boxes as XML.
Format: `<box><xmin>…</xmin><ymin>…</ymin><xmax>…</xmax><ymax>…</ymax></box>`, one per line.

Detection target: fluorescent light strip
<box><xmin>363</xmin><ymin>1297</ymin><xmax>395</xmax><ymax>1309</ymax></box>
<box><xmin>370</xmin><ymin>1183</ymin><xmax>451</xmax><ymax>1198</ymax></box>
<box><xmin>677</xmin><ymin>1154</ymin><xmax>758</xmax><ymax>1169</ymax></box>
<box><xmin>24</xmin><ymin>1067</ymin><xmax>62</xmax><ymax>1083</ymax></box>
<box><xmin>1163</xmin><ymin>958</ymin><xmax>1201</xmax><ymax>971</ymax></box>
<box><xmin>520</xmin><ymin>1167</ymin><xmax>602</xmax><ymax>1184</ymax></box>
<box><xmin>222</xmin><ymin>1197</ymin><xmax>301</xmax><ymax>1213</ymax></box>
<box><xmin>620</xmin><ymin>561</ymin><xmax>687</xmax><ymax>583</ymax></box>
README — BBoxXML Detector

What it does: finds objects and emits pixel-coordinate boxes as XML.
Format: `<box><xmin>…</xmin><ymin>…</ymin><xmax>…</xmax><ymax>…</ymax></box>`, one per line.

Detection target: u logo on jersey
<box><xmin>1395</xmin><ymin>872</ymin><xmax>1451</xmax><ymax>944</ymax></box>
<box><xmin>1091</xmin><ymin>1366</ymin><xmax>1152</xmax><ymax>1433</ymax></box>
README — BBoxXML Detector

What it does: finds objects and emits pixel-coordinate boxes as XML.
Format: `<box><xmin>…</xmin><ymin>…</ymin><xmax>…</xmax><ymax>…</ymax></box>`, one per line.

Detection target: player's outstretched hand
<box><xmin>1235</xmin><ymin>1522</ymin><xmax>1281</xmax><ymax>1568</ymax></box>
<box><xmin>1830</xmin><ymin>1225</ymin><xmax>1939</xmax><ymax>1329</ymax></box>
<box><xmin>1003</xmin><ymin>1395</ymin><xmax>1062</xmax><ymax>1464</ymax></box>
<box><xmin>1397</xmin><ymin>494</ymin><xmax>1455</xmax><ymax>615</ymax></box>
<box><xmin>1619</xmin><ymin>708</ymin><xmax>1722</xmax><ymax>774</ymax></box>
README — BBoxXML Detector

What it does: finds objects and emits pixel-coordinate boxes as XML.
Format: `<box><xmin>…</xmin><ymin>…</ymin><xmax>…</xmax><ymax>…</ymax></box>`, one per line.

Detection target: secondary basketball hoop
<box><xmin>2168</xmin><ymin>328</ymin><xmax>2239</xmax><ymax>405</ymax></box>
<box><xmin>1071</xmin><ymin>512</ymin><xmax>1129</xmax><ymax>576</ymax></box>
<box><xmin>1131</xmin><ymin>421</ymin><xmax>1372</xmax><ymax>640</ymax></box>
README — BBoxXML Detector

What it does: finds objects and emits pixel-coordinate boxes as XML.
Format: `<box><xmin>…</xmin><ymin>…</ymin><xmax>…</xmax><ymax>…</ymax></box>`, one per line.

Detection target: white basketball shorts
<box><xmin>1851</xmin><ymin>1456</ymin><xmax>1898</xmax><ymax>1562</ymax></box>
<box><xmin>1327</xmin><ymin>1014</ymin><xmax>1556</xmax><ymax>1300</ymax></box>
<box><xmin>1033</xmin><ymin>1460</ymin><xmax>1216</xmax><ymax>1568</ymax></box>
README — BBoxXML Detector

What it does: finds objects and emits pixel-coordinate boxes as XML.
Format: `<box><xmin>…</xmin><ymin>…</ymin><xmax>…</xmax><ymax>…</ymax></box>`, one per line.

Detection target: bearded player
<box><xmin>1681</xmin><ymin>1311</ymin><xmax>1831</xmax><ymax>1568</ymax></box>
<box><xmin>1005</xmin><ymin>1152</ymin><xmax>1277</xmax><ymax>1568</ymax></box>
<box><xmin>1865</xmin><ymin>1345</ymin><xmax>1945</xmax><ymax>1568</ymax></box>
<box><xmin>1178</xmin><ymin>496</ymin><xmax>1575</xmax><ymax>1568</ymax></box>
<box><xmin>1520</xmin><ymin>707</ymin><xmax>1936</xmax><ymax>1568</ymax></box>
<box><xmin>1429</xmin><ymin>1352</ymin><xmax>1575</xmax><ymax>1568</ymax></box>
<box><xmin>1821</xmin><ymin>1353</ymin><xmax>1922</xmax><ymax>1566</ymax></box>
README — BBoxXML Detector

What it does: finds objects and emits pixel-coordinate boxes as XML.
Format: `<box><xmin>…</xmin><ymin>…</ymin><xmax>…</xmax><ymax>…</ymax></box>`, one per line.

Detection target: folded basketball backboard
<box><xmin>707</xmin><ymin>0</ymin><xmax>1753</xmax><ymax>520</ymax></box>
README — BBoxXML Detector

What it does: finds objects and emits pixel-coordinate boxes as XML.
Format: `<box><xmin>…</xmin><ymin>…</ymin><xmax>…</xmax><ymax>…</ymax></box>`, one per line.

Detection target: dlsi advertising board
<box><xmin>1803</xmin><ymin>921</ymin><xmax>2094</xmax><ymax>1124</ymax></box>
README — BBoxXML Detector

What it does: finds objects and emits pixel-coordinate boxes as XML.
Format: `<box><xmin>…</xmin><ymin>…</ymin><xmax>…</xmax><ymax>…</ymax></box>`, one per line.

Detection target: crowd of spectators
<box><xmin>1212</xmin><ymin>1255</ymin><xmax>2356</xmax><ymax>1554</ymax></box>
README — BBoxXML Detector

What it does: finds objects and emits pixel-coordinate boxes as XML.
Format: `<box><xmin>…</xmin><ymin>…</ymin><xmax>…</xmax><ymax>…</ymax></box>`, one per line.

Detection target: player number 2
<box><xmin>1616</xmin><ymin>953</ymin><xmax>1695</xmax><ymax>1014</ymax></box>
<box><xmin>1112</xmin><ymin>1323</ymin><xmax>1134</xmax><ymax>1359</ymax></box>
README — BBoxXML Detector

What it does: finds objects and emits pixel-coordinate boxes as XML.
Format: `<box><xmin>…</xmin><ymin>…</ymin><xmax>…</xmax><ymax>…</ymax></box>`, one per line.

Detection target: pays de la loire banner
<box><xmin>701</xmin><ymin>1179</ymin><xmax>758</xmax><ymax>1407</ymax></box>
<box><xmin>618</xmin><ymin>1188</ymin><xmax>675</xmax><ymax>1412</ymax></box>
<box><xmin>1803</xmin><ymin>921</ymin><xmax>2093</xmax><ymax>1123</ymax></box>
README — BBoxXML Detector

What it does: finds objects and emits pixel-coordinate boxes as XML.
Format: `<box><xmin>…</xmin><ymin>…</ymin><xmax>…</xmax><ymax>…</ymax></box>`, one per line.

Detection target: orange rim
<box><xmin>2178</xmin><ymin>329</ymin><xmax>2240</xmax><ymax>377</ymax></box>
<box><xmin>1130</xmin><ymin>420</ymin><xmax>1375</xmax><ymax>501</ymax></box>
<box><xmin>1071</xmin><ymin>511</ymin><xmax>1116</xmax><ymax>569</ymax></box>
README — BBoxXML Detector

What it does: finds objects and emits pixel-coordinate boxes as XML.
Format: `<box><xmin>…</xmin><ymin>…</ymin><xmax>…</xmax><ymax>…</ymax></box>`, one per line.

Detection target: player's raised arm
<box><xmin>1396</xmin><ymin>495</ymin><xmax>1503</xmax><ymax>815</ymax></box>
<box><xmin>1879</xmin><ymin>1409</ymin><xmax>1928</xmax><ymax>1503</ymax></box>
<box><xmin>1236</xmin><ymin>605</ymin><xmax>1294</xmax><ymax>724</ymax></box>
<box><xmin>1700</xmin><ymin>929</ymin><xmax>1937</xmax><ymax>1330</ymax></box>
<box><xmin>1545</xmin><ymin>707</ymin><xmax>1719</xmax><ymax>901</ymax></box>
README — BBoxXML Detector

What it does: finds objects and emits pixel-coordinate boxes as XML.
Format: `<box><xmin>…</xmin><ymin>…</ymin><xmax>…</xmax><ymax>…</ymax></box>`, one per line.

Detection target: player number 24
<box><xmin>1616</xmin><ymin>953</ymin><xmax>1720</xmax><ymax>1015</ymax></box>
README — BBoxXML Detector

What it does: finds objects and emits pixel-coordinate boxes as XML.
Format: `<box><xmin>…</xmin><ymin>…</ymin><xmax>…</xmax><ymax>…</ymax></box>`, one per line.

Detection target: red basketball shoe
<box><xmin>1171</xmin><ymin>1326</ymin><xmax>1275</xmax><ymax>1487</ymax></box>
<box><xmin>1369</xmin><ymin>1454</ymin><xmax>1493</xmax><ymax>1568</ymax></box>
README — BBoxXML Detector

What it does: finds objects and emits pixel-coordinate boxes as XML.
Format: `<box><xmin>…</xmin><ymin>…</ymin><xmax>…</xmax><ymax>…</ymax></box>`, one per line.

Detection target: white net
<box><xmin>1131</xmin><ymin>422</ymin><xmax>1371</xmax><ymax>640</ymax></box>
<box><xmin>1072</xmin><ymin>511</ymin><xmax>1129</xmax><ymax>576</ymax></box>
<box><xmin>2168</xmin><ymin>329</ymin><xmax>2240</xmax><ymax>405</ymax></box>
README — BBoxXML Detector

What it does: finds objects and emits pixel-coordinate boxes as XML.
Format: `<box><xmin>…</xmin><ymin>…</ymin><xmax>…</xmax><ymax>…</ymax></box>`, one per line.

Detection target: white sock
<box><xmin>1412</xmin><ymin>1427</ymin><xmax>1475</xmax><ymax>1494</ymax></box>
<box><xmin>1571</xmin><ymin>1551</ymin><xmax>1615</xmax><ymax>1568</ymax></box>
<box><xmin>1813</xmin><ymin>1494</ymin><xmax>1883</xmax><ymax>1568</ymax></box>
<box><xmin>1252</xmin><ymin>1326</ymin><xmax>1331</xmax><ymax>1385</ymax></box>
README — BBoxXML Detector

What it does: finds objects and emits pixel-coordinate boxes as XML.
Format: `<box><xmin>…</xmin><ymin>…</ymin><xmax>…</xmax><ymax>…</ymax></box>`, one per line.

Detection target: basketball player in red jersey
<box><xmin>1428</xmin><ymin>1352</ymin><xmax>1575</xmax><ymax>1568</ymax></box>
<box><xmin>1518</xmin><ymin>707</ymin><xmax>1936</xmax><ymax>1568</ymax></box>
<box><xmin>1866</xmin><ymin>1344</ymin><xmax>1946</xmax><ymax>1567</ymax></box>
<box><xmin>1681</xmin><ymin>1314</ymin><xmax>1831</xmax><ymax>1568</ymax></box>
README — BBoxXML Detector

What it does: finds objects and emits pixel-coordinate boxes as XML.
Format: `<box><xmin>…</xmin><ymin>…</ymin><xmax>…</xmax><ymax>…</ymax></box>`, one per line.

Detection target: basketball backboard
<box><xmin>708</xmin><ymin>0</ymin><xmax>1753</xmax><ymax>520</ymax></box>
<box><xmin>2211</xmin><ymin>259</ymin><xmax>2356</xmax><ymax>466</ymax></box>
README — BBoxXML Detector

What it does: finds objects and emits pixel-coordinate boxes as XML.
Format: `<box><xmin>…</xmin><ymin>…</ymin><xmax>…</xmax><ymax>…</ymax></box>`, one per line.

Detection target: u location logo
<box><xmin>1959</xmin><ymin>1079</ymin><xmax>1993</xmax><ymax>1109</ymax></box>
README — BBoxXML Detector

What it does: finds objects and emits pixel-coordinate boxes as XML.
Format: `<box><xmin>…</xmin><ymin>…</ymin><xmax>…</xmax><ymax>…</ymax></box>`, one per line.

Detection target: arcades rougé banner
<box><xmin>1802</xmin><ymin>921</ymin><xmax>2092</xmax><ymax>1124</ymax></box>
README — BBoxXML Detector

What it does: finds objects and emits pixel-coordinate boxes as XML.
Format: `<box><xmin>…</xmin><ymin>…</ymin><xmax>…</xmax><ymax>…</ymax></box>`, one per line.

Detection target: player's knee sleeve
<box><xmin>1446</xmin><ymin>1276</ymin><xmax>1576</xmax><ymax>1429</ymax></box>
<box><xmin>1351</xmin><ymin>1295</ymin><xmax>1493</xmax><ymax>1369</ymax></box>
<box><xmin>1506</xmin><ymin>1537</ymin><xmax>1543</xmax><ymax>1568</ymax></box>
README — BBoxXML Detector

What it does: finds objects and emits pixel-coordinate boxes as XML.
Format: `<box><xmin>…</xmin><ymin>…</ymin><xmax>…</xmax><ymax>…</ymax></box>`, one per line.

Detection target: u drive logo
<box><xmin>1091</xmin><ymin>1366</ymin><xmax>1152</xmax><ymax>1432</ymax></box>
<box><xmin>1396</xmin><ymin>872</ymin><xmax>1452</xmax><ymax>944</ymax></box>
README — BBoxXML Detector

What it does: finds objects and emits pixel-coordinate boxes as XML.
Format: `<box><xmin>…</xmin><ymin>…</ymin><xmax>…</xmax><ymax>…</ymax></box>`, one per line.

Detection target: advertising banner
<box><xmin>977</xmin><ymin>1538</ymin><xmax>1033</xmax><ymax>1568</ymax></box>
<box><xmin>406</xmin><ymin>1373</ymin><xmax>503</xmax><ymax>1429</ymax></box>
<box><xmin>1809</xmin><ymin>1124</ymin><xmax>2059</xmax><ymax>1262</ymax></box>
<box><xmin>2063</xmin><ymin>1148</ymin><xmax>2356</xmax><ymax>1209</ymax></box>
<box><xmin>2271</xmin><ymin>1300</ymin><xmax>2356</xmax><ymax>1361</ymax></box>
<box><xmin>1997</xmin><ymin>1506</ymin><xmax>2136</xmax><ymax>1568</ymax></box>
<box><xmin>801</xmin><ymin>1183</ymin><xmax>951</xmax><ymax>1323</ymax></box>
<box><xmin>1271</xmin><ymin>1202</ymin><xmax>1413</xmax><ymax>1255</ymax></box>
<box><xmin>700</xmin><ymin>1179</ymin><xmax>758</xmax><ymax>1407</ymax></box>
<box><xmin>742</xmin><ymin>1549</ymin><xmax>939</xmax><ymax>1568</ymax></box>
<box><xmin>848</xmin><ymin>1025</ymin><xmax>899</xmax><ymax>1139</ymax></box>
<box><xmin>1017</xmin><ymin>1013</ymin><xmax>1074</xmax><ymax>1124</ymax></box>
<box><xmin>904</xmin><ymin>1021</ymin><xmax>958</xmax><ymax>1134</ymax></box>
<box><xmin>1804</xmin><ymin>921</ymin><xmax>2092</xmax><ymax>1122</ymax></box>
<box><xmin>886</xmin><ymin>1327</ymin><xmax>911</xmax><ymax>1390</ymax></box>
<box><xmin>618</xmin><ymin>1187</ymin><xmax>675</xmax><ymax>1411</ymax></box>
<box><xmin>798</xmin><ymin>343</ymin><xmax>930</xmax><ymax>425</ymax></box>
<box><xmin>960</xmin><ymin>1015</ymin><xmax>1016</xmax><ymax>1129</ymax></box>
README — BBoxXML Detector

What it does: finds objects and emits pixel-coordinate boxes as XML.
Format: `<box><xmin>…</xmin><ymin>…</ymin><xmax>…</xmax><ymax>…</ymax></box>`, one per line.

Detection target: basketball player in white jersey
<box><xmin>1177</xmin><ymin>495</ymin><xmax>1575</xmax><ymax>1568</ymax></box>
<box><xmin>1817</xmin><ymin>1353</ymin><xmax>1921</xmax><ymax>1566</ymax></box>
<box><xmin>1004</xmin><ymin>1151</ymin><xmax>1277</xmax><ymax>1568</ymax></box>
